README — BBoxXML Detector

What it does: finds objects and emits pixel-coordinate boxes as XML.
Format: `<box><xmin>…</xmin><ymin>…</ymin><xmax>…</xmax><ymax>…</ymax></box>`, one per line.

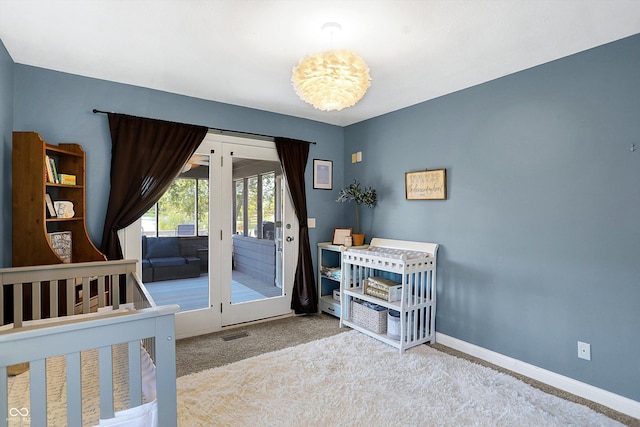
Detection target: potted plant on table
<box><xmin>336</xmin><ymin>179</ymin><xmax>377</xmax><ymax>246</ymax></box>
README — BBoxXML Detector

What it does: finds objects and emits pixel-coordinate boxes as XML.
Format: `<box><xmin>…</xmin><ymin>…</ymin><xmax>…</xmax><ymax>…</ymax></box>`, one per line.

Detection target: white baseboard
<box><xmin>435</xmin><ymin>332</ymin><xmax>640</xmax><ymax>419</ymax></box>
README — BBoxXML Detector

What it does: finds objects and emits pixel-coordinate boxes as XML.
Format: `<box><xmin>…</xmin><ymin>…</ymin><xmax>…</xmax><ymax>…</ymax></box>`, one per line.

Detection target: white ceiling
<box><xmin>1</xmin><ymin>0</ymin><xmax>639</xmax><ymax>127</ymax></box>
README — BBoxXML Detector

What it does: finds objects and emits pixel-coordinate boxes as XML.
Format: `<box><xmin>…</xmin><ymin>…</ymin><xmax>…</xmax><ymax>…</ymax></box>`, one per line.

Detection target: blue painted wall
<box><xmin>0</xmin><ymin>39</ymin><xmax>14</xmax><ymax>267</ymax></box>
<box><xmin>2</xmin><ymin>32</ymin><xmax>639</xmax><ymax>403</ymax></box>
<box><xmin>6</xmin><ymin>64</ymin><xmax>344</xmax><ymax>268</ymax></box>
<box><xmin>344</xmin><ymin>34</ymin><xmax>640</xmax><ymax>401</ymax></box>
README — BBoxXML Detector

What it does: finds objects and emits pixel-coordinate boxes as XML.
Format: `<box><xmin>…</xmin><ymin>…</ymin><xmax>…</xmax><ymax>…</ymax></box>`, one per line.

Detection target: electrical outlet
<box><xmin>578</xmin><ymin>341</ymin><xmax>591</xmax><ymax>361</ymax></box>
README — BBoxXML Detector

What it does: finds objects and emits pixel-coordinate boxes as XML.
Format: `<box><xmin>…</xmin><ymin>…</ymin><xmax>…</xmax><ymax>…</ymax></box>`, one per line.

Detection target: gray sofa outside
<box><xmin>142</xmin><ymin>236</ymin><xmax>207</xmax><ymax>282</ymax></box>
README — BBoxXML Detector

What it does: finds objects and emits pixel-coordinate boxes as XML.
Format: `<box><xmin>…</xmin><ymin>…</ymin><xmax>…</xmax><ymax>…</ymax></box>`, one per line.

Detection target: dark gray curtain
<box><xmin>274</xmin><ymin>137</ymin><xmax>317</xmax><ymax>314</ymax></box>
<box><xmin>100</xmin><ymin>113</ymin><xmax>208</xmax><ymax>260</ymax></box>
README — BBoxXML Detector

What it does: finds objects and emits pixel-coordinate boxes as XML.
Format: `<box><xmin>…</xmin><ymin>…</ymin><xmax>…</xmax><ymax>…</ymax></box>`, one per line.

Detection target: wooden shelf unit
<box><xmin>12</xmin><ymin>131</ymin><xmax>106</xmax><ymax>267</ymax></box>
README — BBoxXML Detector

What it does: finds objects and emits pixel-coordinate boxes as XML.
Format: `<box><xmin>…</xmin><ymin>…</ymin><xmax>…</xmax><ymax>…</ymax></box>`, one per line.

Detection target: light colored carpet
<box><xmin>175</xmin><ymin>313</ymin><xmax>344</xmax><ymax>377</ymax></box>
<box><xmin>176</xmin><ymin>330</ymin><xmax>623</xmax><ymax>427</ymax></box>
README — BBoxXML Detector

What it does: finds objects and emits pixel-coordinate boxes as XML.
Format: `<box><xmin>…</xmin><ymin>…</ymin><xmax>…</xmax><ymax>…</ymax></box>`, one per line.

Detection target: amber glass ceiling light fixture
<box><xmin>292</xmin><ymin>23</ymin><xmax>371</xmax><ymax>111</ymax></box>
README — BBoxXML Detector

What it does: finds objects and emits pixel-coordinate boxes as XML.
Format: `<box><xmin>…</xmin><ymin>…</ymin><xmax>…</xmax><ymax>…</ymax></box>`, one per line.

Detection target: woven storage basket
<box><xmin>351</xmin><ymin>300</ymin><xmax>388</xmax><ymax>334</ymax></box>
<box><xmin>363</xmin><ymin>277</ymin><xmax>402</xmax><ymax>302</ymax></box>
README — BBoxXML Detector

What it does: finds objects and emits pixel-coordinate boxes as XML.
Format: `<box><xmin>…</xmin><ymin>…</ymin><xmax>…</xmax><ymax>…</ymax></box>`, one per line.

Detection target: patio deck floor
<box><xmin>144</xmin><ymin>270</ymin><xmax>282</xmax><ymax>312</ymax></box>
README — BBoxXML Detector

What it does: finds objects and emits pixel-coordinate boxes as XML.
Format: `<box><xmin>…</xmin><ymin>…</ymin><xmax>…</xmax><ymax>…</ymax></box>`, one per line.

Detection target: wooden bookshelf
<box><xmin>12</xmin><ymin>131</ymin><xmax>106</xmax><ymax>267</ymax></box>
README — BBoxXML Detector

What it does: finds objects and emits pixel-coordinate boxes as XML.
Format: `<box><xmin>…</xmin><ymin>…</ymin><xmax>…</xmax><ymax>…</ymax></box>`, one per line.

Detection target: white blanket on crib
<box><xmin>98</xmin><ymin>400</ymin><xmax>157</xmax><ymax>427</ymax></box>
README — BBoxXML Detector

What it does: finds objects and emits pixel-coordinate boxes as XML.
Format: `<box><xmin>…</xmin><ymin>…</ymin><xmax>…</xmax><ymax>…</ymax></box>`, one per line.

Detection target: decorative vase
<box><xmin>344</xmin><ymin>236</ymin><xmax>353</xmax><ymax>247</ymax></box>
<box><xmin>351</xmin><ymin>233</ymin><xmax>365</xmax><ymax>246</ymax></box>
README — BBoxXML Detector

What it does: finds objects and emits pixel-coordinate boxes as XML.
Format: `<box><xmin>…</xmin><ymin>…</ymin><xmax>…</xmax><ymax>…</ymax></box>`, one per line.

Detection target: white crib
<box><xmin>0</xmin><ymin>260</ymin><xmax>178</xmax><ymax>426</ymax></box>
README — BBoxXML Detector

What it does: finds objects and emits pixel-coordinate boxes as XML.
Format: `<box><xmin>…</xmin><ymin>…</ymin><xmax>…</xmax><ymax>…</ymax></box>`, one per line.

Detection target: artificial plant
<box><xmin>336</xmin><ymin>179</ymin><xmax>377</xmax><ymax>234</ymax></box>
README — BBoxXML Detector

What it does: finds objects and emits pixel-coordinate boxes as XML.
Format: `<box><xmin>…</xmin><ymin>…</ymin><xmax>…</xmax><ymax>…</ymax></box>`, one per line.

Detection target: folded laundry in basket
<box><xmin>360</xmin><ymin>301</ymin><xmax>387</xmax><ymax>311</ymax></box>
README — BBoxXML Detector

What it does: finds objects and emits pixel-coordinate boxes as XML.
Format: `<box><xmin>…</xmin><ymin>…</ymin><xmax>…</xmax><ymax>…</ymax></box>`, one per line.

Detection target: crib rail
<box><xmin>0</xmin><ymin>260</ymin><xmax>147</xmax><ymax>328</ymax></box>
<box><xmin>0</xmin><ymin>260</ymin><xmax>177</xmax><ymax>426</ymax></box>
<box><xmin>0</xmin><ymin>304</ymin><xmax>178</xmax><ymax>426</ymax></box>
<box><xmin>129</xmin><ymin>270</ymin><xmax>160</xmax><ymax>363</ymax></box>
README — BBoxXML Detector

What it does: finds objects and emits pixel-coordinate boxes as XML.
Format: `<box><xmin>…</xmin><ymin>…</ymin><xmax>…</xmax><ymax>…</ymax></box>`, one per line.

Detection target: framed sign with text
<box><xmin>405</xmin><ymin>168</ymin><xmax>447</xmax><ymax>200</ymax></box>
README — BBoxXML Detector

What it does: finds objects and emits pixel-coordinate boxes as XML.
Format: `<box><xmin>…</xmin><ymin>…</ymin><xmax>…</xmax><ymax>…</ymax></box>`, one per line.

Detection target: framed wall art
<box><xmin>405</xmin><ymin>168</ymin><xmax>447</xmax><ymax>200</ymax></box>
<box><xmin>313</xmin><ymin>159</ymin><xmax>333</xmax><ymax>190</ymax></box>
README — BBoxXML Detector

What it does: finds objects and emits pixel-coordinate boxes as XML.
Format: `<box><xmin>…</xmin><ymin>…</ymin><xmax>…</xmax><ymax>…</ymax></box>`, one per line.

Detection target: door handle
<box><xmin>286</xmin><ymin>236</ymin><xmax>295</xmax><ymax>242</ymax></box>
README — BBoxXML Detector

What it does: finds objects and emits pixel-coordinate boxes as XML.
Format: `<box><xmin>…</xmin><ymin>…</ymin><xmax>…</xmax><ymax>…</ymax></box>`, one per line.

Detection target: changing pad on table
<box><xmin>346</xmin><ymin>246</ymin><xmax>430</xmax><ymax>260</ymax></box>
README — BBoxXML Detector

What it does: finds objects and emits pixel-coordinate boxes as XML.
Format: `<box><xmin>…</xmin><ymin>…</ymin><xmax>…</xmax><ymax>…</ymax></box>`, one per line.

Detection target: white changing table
<box><xmin>340</xmin><ymin>238</ymin><xmax>438</xmax><ymax>353</ymax></box>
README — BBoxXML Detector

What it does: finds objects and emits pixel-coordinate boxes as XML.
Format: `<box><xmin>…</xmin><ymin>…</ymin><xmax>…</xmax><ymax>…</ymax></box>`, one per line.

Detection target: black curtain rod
<box><xmin>92</xmin><ymin>109</ymin><xmax>316</xmax><ymax>144</ymax></box>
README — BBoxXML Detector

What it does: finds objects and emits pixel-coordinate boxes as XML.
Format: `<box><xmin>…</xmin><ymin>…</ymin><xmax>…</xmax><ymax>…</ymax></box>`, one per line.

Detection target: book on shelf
<box><xmin>45</xmin><ymin>155</ymin><xmax>55</xmax><ymax>183</ymax></box>
<box><xmin>47</xmin><ymin>231</ymin><xmax>72</xmax><ymax>263</ymax></box>
<box><xmin>58</xmin><ymin>173</ymin><xmax>76</xmax><ymax>185</ymax></box>
<box><xmin>45</xmin><ymin>193</ymin><xmax>57</xmax><ymax>217</ymax></box>
<box><xmin>49</xmin><ymin>156</ymin><xmax>59</xmax><ymax>183</ymax></box>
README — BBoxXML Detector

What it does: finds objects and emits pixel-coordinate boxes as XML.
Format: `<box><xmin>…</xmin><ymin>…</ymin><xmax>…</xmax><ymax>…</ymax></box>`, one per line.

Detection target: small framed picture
<box><xmin>313</xmin><ymin>159</ymin><xmax>333</xmax><ymax>190</ymax></box>
<box><xmin>332</xmin><ymin>227</ymin><xmax>352</xmax><ymax>245</ymax></box>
